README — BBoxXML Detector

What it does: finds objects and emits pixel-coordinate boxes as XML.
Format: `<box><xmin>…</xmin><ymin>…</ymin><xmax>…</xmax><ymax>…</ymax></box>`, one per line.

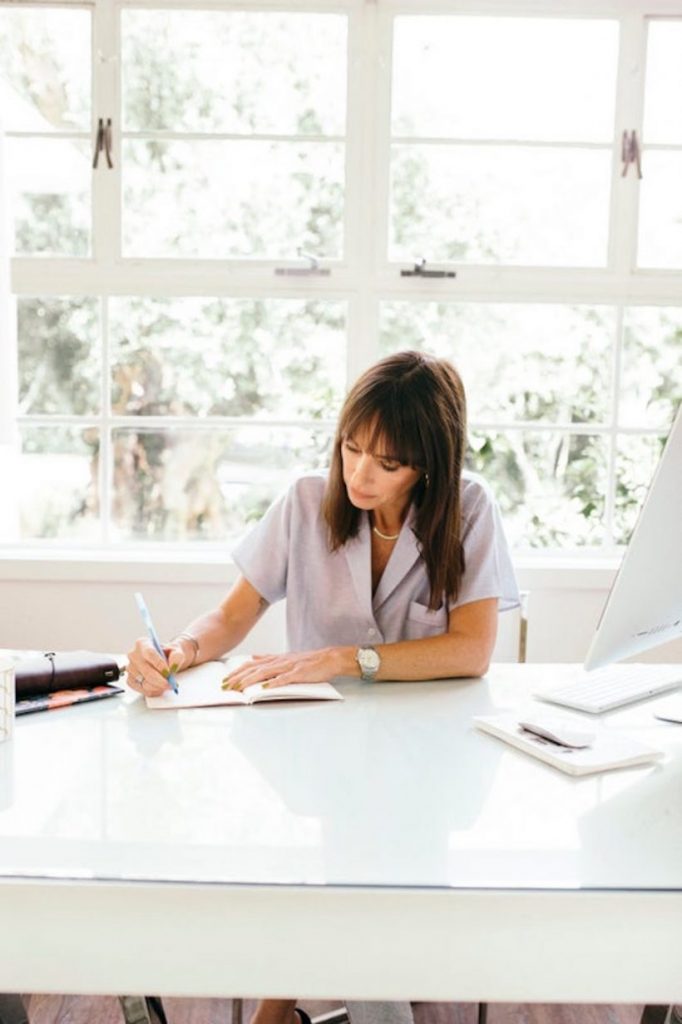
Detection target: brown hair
<box><xmin>322</xmin><ymin>350</ymin><xmax>467</xmax><ymax>610</ymax></box>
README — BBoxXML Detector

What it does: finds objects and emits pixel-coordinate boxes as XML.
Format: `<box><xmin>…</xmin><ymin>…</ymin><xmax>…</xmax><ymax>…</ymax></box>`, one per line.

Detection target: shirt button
<box><xmin>368</xmin><ymin>628</ymin><xmax>376</xmax><ymax>637</ymax></box>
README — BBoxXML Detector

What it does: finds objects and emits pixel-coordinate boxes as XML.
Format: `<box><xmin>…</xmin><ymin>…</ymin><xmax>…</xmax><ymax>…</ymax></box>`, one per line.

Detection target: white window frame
<box><xmin>4</xmin><ymin>0</ymin><xmax>682</xmax><ymax>559</ymax></box>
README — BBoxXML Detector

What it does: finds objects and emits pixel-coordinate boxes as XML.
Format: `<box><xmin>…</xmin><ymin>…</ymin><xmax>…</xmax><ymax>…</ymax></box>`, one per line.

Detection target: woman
<box><xmin>127</xmin><ymin>350</ymin><xmax>519</xmax><ymax>1024</ymax></box>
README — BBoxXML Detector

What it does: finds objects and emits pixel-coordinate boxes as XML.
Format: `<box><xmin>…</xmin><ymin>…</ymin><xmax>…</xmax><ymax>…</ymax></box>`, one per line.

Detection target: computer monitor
<box><xmin>584</xmin><ymin>404</ymin><xmax>682</xmax><ymax>670</ymax></box>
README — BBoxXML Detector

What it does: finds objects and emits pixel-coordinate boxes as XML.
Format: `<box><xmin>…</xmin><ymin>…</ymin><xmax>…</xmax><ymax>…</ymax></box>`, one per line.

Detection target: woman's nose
<box><xmin>352</xmin><ymin>454</ymin><xmax>374</xmax><ymax>484</ymax></box>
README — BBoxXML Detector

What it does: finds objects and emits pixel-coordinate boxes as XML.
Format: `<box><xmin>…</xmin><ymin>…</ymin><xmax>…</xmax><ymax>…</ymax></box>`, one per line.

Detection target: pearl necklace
<box><xmin>372</xmin><ymin>524</ymin><xmax>400</xmax><ymax>542</ymax></box>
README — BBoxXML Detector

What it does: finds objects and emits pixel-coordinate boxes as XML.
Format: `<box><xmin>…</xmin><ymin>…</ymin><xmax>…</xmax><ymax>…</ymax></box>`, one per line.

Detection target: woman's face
<box><xmin>341</xmin><ymin>423</ymin><xmax>422</xmax><ymax>519</ymax></box>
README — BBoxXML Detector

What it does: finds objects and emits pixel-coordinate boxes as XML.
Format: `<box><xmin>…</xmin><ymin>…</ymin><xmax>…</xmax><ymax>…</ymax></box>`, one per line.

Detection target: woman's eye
<box><xmin>380</xmin><ymin>461</ymin><xmax>400</xmax><ymax>472</ymax></box>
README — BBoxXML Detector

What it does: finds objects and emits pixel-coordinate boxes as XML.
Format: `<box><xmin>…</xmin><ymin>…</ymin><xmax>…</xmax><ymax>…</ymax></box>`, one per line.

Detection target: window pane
<box><xmin>110</xmin><ymin>297</ymin><xmax>345</xmax><ymax>419</ymax></box>
<box><xmin>7</xmin><ymin>138</ymin><xmax>90</xmax><ymax>257</ymax></box>
<box><xmin>122</xmin><ymin>10</ymin><xmax>346</xmax><ymax>135</ymax></box>
<box><xmin>392</xmin><ymin>16</ymin><xmax>618</xmax><ymax>143</ymax></box>
<box><xmin>18</xmin><ymin>297</ymin><xmax>100</xmax><ymax>415</ymax></box>
<box><xmin>380</xmin><ymin>303</ymin><xmax>614</xmax><ymax>424</ymax></box>
<box><xmin>614</xmin><ymin>433</ymin><xmax>667</xmax><ymax>545</ymax></box>
<box><xmin>111</xmin><ymin>426</ymin><xmax>332</xmax><ymax>542</ymax></box>
<box><xmin>643</xmin><ymin>20</ymin><xmax>682</xmax><ymax>145</ymax></box>
<box><xmin>621</xmin><ymin>308</ymin><xmax>682</xmax><ymax>429</ymax></box>
<box><xmin>16</xmin><ymin>426</ymin><xmax>99</xmax><ymax>541</ymax></box>
<box><xmin>468</xmin><ymin>430</ymin><xmax>607</xmax><ymax>548</ymax></box>
<box><xmin>637</xmin><ymin>152</ymin><xmax>682</xmax><ymax>269</ymax></box>
<box><xmin>390</xmin><ymin>145</ymin><xmax>610</xmax><ymax>266</ymax></box>
<box><xmin>0</xmin><ymin>7</ymin><xmax>90</xmax><ymax>132</ymax></box>
<box><xmin>122</xmin><ymin>141</ymin><xmax>343</xmax><ymax>259</ymax></box>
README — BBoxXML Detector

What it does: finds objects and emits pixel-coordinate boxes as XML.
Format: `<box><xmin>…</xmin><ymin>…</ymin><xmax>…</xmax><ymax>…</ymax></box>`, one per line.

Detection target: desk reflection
<box><xmin>0</xmin><ymin>678</ymin><xmax>500</xmax><ymax>888</ymax></box>
<box><xmin>228</xmin><ymin>678</ymin><xmax>500</xmax><ymax>886</ymax></box>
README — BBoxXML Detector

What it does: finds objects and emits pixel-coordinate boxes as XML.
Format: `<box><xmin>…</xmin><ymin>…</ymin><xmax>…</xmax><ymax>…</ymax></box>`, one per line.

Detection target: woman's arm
<box><xmin>223</xmin><ymin>597</ymin><xmax>499</xmax><ymax>690</ymax></box>
<box><xmin>359</xmin><ymin>597</ymin><xmax>498</xmax><ymax>680</ymax></box>
<box><xmin>126</xmin><ymin>575</ymin><xmax>267</xmax><ymax>695</ymax></box>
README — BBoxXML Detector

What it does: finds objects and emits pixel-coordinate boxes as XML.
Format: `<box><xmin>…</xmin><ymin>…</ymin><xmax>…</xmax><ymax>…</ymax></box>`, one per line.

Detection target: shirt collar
<box><xmin>344</xmin><ymin>504</ymin><xmax>421</xmax><ymax>615</ymax></box>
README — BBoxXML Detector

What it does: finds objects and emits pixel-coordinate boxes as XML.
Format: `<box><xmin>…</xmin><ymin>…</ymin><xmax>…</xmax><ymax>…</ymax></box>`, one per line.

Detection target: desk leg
<box><xmin>640</xmin><ymin>1007</ymin><xmax>670</xmax><ymax>1024</ymax></box>
<box><xmin>0</xmin><ymin>994</ymin><xmax>29</xmax><ymax>1024</ymax></box>
<box><xmin>118</xmin><ymin>996</ymin><xmax>168</xmax><ymax>1024</ymax></box>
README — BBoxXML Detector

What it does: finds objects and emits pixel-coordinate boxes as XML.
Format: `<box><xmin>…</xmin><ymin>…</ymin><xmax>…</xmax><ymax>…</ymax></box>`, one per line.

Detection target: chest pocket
<box><xmin>405</xmin><ymin>600</ymin><xmax>447</xmax><ymax>640</ymax></box>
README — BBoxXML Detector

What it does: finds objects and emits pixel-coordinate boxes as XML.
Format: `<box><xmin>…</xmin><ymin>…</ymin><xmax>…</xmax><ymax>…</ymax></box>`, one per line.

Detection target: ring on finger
<box><xmin>134</xmin><ymin>673</ymin><xmax>145</xmax><ymax>686</ymax></box>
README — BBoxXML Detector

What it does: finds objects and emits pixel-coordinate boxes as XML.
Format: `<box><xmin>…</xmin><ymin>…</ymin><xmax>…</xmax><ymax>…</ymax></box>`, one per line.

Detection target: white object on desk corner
<box><xmin>473</xmin><ymin>711</ymin><xmax>663</xmax><ymax>776</ymax></box>
<box><xmin>0</xmin><ymin>656</ymin><xmax>15</xmax><ymax>742</ymax></box>
<box><xmin>518</xmin><ymin>711</ymin><xmax>595</xmax><ymax>749</ymax></box>
<box><xmin>653</xmin><ymin>693</ymin><xmax>682</xmax><ymax>724</ymax></box>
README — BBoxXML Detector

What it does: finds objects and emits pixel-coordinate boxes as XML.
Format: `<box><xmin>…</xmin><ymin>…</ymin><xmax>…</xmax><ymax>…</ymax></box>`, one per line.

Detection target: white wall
<box><xmin>2</xmin><ymin>557</ymin><xmax>681</xmax><ymax>665</ymax></box>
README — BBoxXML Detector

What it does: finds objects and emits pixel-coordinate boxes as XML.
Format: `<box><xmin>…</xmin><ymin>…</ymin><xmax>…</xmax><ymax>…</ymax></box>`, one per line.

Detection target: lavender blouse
<box><xmin>232</xmin><ymin>472</ymin><xmax>519</xmax><ymax>652</ymax></box>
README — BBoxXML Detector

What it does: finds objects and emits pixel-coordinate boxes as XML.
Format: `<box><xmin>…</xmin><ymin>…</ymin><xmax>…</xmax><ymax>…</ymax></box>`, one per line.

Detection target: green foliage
<box><xmin>18</xmin><ymin>299</ymin><xmax>99</xmax><ymax>415</ymax></box>
<box><xmin>15</xmin><ymin>194</ymin><xmax>88</xmax><ymax>257</ymax></box>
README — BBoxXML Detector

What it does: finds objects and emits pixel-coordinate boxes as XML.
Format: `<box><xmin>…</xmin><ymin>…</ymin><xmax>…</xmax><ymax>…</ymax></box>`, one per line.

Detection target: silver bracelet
<box><xmin>173</xmin><ymin>631</ymin><xmax>199</xmax><ymax>667</ymax></box>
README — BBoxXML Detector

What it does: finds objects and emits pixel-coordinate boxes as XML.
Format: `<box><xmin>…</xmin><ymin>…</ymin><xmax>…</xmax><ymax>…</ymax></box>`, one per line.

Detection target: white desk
<box><xmin>1</xmin><ymin>664</ymin><xmax>681</xmax><ymax>1003</ymax></box>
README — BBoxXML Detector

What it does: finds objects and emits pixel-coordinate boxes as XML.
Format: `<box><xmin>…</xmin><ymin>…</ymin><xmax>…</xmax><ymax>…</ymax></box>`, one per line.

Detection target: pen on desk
<box><xmin>134</xmin><ymin>591</ymin><xmax>179</xmax><ymax>694</ymax></box>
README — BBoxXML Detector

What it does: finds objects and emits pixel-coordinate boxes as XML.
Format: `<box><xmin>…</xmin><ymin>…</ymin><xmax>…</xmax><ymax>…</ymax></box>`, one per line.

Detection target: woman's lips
<box><xmin>348</xmin><ymin>485</ymin><xmax>374</xmax><ymax>502</ymax></box>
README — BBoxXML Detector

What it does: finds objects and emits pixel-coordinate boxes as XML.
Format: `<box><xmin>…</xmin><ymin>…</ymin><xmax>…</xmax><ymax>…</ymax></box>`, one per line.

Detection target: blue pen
<box><xmin>134</xmin><ymin>591</ymin><xmax>179</xmax><ymax>694</ymax></box>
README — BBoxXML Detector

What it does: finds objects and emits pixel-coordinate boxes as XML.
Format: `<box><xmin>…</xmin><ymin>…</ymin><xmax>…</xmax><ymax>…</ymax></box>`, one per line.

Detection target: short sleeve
<box><xmin>452</xmin><ymin>474</ymin><xmax>520</xmax><ymax>613</ymax></box>
<box><xmin>231</xmin><ymin>486</ymin><xmax>293</xmax><ymax>604</ymax></box>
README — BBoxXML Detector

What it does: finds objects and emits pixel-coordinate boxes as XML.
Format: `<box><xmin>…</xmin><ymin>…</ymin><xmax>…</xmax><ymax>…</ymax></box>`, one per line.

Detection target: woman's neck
<box><xmin>371</xmin><ymin>506</ymin><xmax>407</xmax><ymax>539</ymax></box>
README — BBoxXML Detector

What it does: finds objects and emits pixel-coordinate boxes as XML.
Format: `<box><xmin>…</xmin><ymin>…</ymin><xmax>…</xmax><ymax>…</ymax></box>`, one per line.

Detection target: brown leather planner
<box><xmin>14</xmin><ymin>651</ymin><xmax>121</xmax><ymax>699</ymax></box>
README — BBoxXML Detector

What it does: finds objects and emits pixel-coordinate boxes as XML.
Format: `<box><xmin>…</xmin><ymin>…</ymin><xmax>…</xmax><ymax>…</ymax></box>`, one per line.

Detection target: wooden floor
<box><xmin>20</xmin><ymin>996</ymin><xmax>645</xmax><ymax>1024</ymax></box>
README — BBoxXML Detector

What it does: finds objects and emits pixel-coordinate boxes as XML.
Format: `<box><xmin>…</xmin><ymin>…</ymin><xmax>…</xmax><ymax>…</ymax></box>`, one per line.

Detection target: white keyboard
<box><xmin>535</xmin><ymin>664</ymin><xmax>682</xmax><ymax>714</ymax></box>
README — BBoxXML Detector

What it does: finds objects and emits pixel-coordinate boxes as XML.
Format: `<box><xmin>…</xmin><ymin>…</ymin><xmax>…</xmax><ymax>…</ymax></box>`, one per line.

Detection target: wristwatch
<box><xmin>356</xmin><ymin>646</ymin><xmax>381</xmax><ymax>681</ymax></box>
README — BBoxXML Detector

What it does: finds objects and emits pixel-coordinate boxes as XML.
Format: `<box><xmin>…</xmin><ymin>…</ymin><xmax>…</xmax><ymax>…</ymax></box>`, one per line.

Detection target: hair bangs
<box><xmin>339</xmin><ymin>389</ymin><xmax>426</xmax><ymax>469</ymax></box>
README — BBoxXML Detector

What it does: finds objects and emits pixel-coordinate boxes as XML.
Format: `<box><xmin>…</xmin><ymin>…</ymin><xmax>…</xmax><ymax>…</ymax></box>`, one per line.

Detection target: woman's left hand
<box><xmin>222</xmin><ymin>648</ymin><xmax>343</xmax><ymax>691</ymax></box>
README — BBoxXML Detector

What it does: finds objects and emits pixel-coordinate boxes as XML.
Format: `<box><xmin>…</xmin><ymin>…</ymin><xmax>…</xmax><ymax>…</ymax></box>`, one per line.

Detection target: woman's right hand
<box><xmin>125</xmin><ymin>637</ymin><xmax>189</xmax><ymax>697</ymax></box>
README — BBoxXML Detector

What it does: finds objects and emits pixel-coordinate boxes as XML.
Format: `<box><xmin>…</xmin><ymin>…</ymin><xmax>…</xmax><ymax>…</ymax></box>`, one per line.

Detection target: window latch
<box><xmin>400</xmin><ymin>258</ymin><xmax>456</xmax><ymax>279</ymax></box>
<box><xmin>93</xmin><ymin>117</ymin><xmax>114</xmax><ymax>169</ymax></box>
<box><xmin>275</xmin><ymin>248</ymin><xmax>330</xmax><ymax>277</ymax></box>
<box><xmin>621</xmin><ymin>130</ymin><xmax>642</xmax><ymax>179</ymax></box>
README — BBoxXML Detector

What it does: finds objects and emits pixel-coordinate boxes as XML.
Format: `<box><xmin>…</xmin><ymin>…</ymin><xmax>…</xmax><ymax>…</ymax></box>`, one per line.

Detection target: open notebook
<box><xmin>143</xmin><ymin>659</ymin><xmax>343</xmax><ymax>709</ymax></box>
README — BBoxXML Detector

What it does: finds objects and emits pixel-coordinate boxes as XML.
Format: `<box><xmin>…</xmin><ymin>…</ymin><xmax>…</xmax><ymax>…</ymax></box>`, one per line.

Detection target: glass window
<box><xmin>5</xmin><ymin>1</ymin><xmax>682</xmax><ymax>555</ymax></box>
<box><xmin>639</xmin><ymin>20</ymin><xmax>682</xmax><ymax>268</ymax></box>
<box><xmin>468</xmin><ymin>429</ymin><xmax>608</xmax><ymax>549</ymax></box>
<box><xmin>7</xmin><ymin>139</ymin><xmax>90</xmax><ymax>257</ymax></box>
<box><xmin>638</xmin><ymin>152</ymin><xmax>682</xmax><ymax>269</ymax></box>
<box><xmin>381</xmin><ymin>302</ymin><xmax>613</xmax><ymax>549</ymax></box>
<box><xmin>111</xmin><ymin>425</ymin><xmax>332</xmax><ymax>542</ymax></box>
<box><xmin>621</xmin><ymin>308</ymin><xmax>682</xmax><ymax>429</ymax></box>
<box><xmin>380</xmin><ymin>302</ymin><xmax>614</xmax><ymax>425</ymax></box>
<box><xmin>390</xmin><ymin>146</ymin><xmax>611</xmax><ymax>266</ymax></box>
<box><xmin>120</xmin><ymin>9</ymin><xmax>347</xmax><ymax>260</ymax></box>
<box><xmin>109</xmin><ymin>297</ymin><xmax>346</xmax><ymax>418</ymax></box>
<box><xmin>10</xmin><ymin>293</ymin><xmax>346</xmax><ymax>544</ymax></box>
<box><xmin>642</xmin><ymin>20</ymin><xmax>682</xmax><ymax>145</ymax></box>
<box><xmin>122</xmin><ymin>140</ymin><xmax>344</xmax><ymax>260</ymax></box>
<box><xmin>392</xmin><ymin>16</ymin><xmax>618</xmax><ymax>142</ymax></box>
<box><xmin>0</xmin><ymin>8</ymin><xmax>90</xmax><ymax>132</ymax></box>
<box><xmin>614</xmin><ymin>433</ymin><xmax>667</xmax><ymax>544</ymax></box>
<box><xmin>389</xmin><ymin>15</ymin><xmax>619</xmax><ymax>267</ymax></box>
<box><xmin>0</xmin><ymin>6</ymin><xmax>92</xmax><ymax>257</ymax></box>
<box><xmin>18</xmin><ymin>297</ymin><xmax>100</xmax><ymax>415</ymax></box>
<box><xmin>18</xmin><ymin>426</ymin><xmax>100</xmax><ymax>541</ymax></box>
<box><xmin>122</xmin><ymin>10</ymin><xmax>346</xmax><ymax>136</ymax></box>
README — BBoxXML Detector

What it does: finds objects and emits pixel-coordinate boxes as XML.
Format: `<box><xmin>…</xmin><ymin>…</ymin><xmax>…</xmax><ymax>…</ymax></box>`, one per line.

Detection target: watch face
<box><xmin>359</xmin><ymin>647</ymin><xmax>380</xmax><ymax>673</ymax></box>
